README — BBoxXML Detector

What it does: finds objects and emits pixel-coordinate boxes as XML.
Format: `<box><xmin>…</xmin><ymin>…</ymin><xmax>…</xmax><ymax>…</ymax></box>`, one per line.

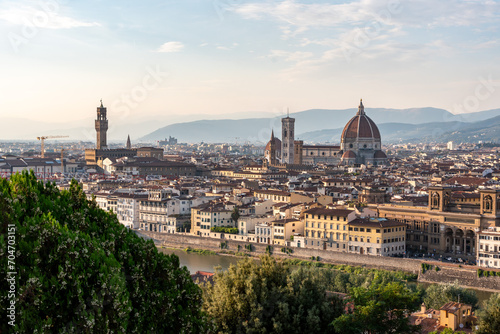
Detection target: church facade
<box><xmin>265</xmin><ymin>100</ymin><xmax>387</xmax><ymax>166</ymax></box>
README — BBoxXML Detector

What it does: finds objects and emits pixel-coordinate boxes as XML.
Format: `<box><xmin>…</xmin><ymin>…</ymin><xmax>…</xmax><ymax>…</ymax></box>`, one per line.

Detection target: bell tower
<box><xmin>269</xmin><ymin>130</ymin><xmax>277</xmax><ymax>165</ymax></box>
<box><xmin>281</xmin><ymin>109</ymin><xmax>295</xmax><ymax>164</ymax></box>
<box><xmin>95</xmin><ymin>100</ymin><xmax>108</xmax><ymax>149</ymax></box>
<box><xmin>428</xmin><ymin>186</ymin><xmax>451</xmax><ymax>212</ymax></box>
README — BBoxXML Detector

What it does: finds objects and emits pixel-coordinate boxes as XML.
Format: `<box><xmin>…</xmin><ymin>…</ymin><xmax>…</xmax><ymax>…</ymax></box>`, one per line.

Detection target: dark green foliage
<box><xmin>220</xmin><ymin>241</ymin><xmax>228</xmax><ymax>249</ymax></box>
<box><xmin>476</xmin><ymin>293</ymin><xmax>500</xmax><ymax>334</ymax></box>
<box><xmin>265</xmin><ymin>245</ymin><xmax>272</xmax><ymax>254</ymax></box>
<box><xmin>429</xmin><ymin>328</ymin><xmax>466</xmax><ymax>333</ymax></box>
<box><xmin>182</xmin><ymin>221</ymin><xmax>191</xmax><ymax>232</ymax></box>
<box><xmin>423</xmin><ymin>282</ymin><xmax>478</xmax><ymax>310</ymax></box>
<box><xmin>184</xmin><ymin>247</ymin><xmax>216</xmax><ymax>255</ymax></box>
<box><xmin>477</xmin><ymin>269</ymin><xmax>500</xmax><ymax>278</ymax></box>
<box><xmin>332</xmin><ymin>282</ymin><xmax>421</xmax><ymax>334</ymax></box>
<box><xmin>435</xmin><ymin>266</ymin><xmax>440</xmax><ymax>272</ymax></box>
<box><xmin>231</xmin><ymin>206</ymin><xmax>240</xmax><ymax>224</ymax></box>
<box><xmin>0</xmin><ymin>171</ymin><xmax>207</xmax><ymax>333</ymax></box>
<box><xmin>244</xmin><ymin>244</ymin><xmax>252</xmax><ymax>252</ymax></box>
<box><xmin>421</xmin><ymin>262</ymin><xmax>432</xmax><ymax>273</ymax></box>
<box><xmin>202</xmin><ymin>255</ymin><xmax>344</xmax><ymax>334</ymax></box>
<box><xmin>211</xmin><ymin>226</ymin><xmax>239</xmax><ymax>234</ymax></box>
<box><xmin>284</xmin><ymin>259</ymin><xmax>418</xmax><ymax>292</ymax></box>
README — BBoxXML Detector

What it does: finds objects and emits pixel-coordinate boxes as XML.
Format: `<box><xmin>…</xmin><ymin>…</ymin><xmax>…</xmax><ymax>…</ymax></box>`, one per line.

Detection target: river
<box><xmin>158</xmin><ymin>247</ymin><xmax>496</xmax><ymax>305</ymax></box>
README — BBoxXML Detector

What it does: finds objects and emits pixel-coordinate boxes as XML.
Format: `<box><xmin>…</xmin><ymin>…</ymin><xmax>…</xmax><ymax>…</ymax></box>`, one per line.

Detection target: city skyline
<box><xmin>0</xmin><ymin>0</ymin><xmax>499</xmax><ymax>126</ymax></box>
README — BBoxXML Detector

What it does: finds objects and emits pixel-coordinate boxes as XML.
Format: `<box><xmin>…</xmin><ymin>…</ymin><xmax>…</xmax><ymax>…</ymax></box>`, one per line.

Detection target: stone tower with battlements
<box><xmin>95</xmin><ymin>100</ymin><xmax>108</xmax><ymax>149</ymax></box>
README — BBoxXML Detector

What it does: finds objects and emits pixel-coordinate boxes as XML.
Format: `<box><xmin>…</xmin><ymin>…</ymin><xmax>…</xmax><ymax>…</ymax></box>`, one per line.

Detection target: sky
<box><xmin>0</xmin><ymin>0</ymin><xmax>500</xmax><ymax>126</ymax></box>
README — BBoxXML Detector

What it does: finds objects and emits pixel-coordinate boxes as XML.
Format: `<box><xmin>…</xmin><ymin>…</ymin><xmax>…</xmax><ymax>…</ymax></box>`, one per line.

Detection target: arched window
<box><xmin>484</xmin><ymin>195</ymin><xmax>493</xmax><ymax>213</ymax></box>
<box><xmin>431</xmin><ymin>192</ymin><xmax>440</xmax><ymax>209</ymax></box>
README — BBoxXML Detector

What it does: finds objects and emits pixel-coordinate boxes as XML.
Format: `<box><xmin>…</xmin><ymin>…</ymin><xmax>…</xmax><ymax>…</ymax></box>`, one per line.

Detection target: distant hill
<box><xmin>300</xmin><ymin>115</ymin><xmax>500</xmax><ymax>144</ymax></box>
<box><xmin>298</xmin><ymin>121</ymin><xmax>469</xmax><ymax>144</ymax></box>
<box><xmin>436</xmin><ymin>114</ymin><xmax>500</xmax><ymax>143</ymax></box>
<box><xmin>4</xmin><ymin>107</ymin><xmax>498</xmax><ymax>142</ymax></box>
<box><xmin>140</xmin><ymin>107</ymin><xmax>500</xmax><ymax>143</ymax></box>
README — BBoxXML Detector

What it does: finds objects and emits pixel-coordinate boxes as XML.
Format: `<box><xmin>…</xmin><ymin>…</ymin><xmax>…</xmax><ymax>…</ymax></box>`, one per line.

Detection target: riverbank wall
<box><xmin>136</xmin><ymin>231</ymin><xmax>500</xmax><ymax>291</ymax></box>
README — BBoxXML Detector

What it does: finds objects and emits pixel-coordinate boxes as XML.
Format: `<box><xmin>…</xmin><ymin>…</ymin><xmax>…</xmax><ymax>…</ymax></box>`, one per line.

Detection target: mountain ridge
<box><xmin>140</xmin><ymin>108</ymin><xmax>500</xmax><ymax>143</ymax></box>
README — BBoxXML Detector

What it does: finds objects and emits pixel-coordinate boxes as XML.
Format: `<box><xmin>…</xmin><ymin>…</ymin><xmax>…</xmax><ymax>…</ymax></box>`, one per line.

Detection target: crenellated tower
<box><xmin>95</xmin><ymin>100</ymin><xmax>108</xmax><ymax>149</ymax></box>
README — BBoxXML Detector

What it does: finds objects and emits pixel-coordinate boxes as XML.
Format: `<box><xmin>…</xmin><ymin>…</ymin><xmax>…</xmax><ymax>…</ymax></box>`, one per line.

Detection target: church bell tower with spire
<box><xmin>95</xmin><ymin>100</ymin><xmax>108</xmax><ymax>149</ymax></box>
<box><xmin>281</xmin><ymin>109</ymin><xmax>295</xmax><ymax>164</ymax></box>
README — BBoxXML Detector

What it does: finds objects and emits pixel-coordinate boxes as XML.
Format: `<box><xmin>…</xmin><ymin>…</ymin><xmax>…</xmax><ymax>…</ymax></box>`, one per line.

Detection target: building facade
<box><xmin>478</xmin><ymin>227</ymin><xmax>500</xmax><ymax>268</ymax></box>
<box><xmin>347</xmin><ymin>218</ymin><xmax>406</xmax><ymax>256</ymax></box>
<box><xmin>304</xmin><ymin>208</ymin><xmax>356</xmax><ymax>250</ymax></box>
<box><xmin>378</xmin><ymin>186</ymin><xmax>500</xmax><ymax>260</ymax></box>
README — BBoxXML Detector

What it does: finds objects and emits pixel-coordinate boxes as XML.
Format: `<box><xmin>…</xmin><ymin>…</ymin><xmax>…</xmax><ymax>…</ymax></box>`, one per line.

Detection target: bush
<box><xmin>0</xmin><ymin>171</ymin><xmax>207</xmax><ymax>333</ymax></box>
<box><xmin>202</xmin><ymin>255</ymin><xmax>344</xmax><ymax>333</ymax></box>
<box><xmin>211</xmin><ymin>226</ymin><xmax>239</xmax><ymax>234</ymax></box>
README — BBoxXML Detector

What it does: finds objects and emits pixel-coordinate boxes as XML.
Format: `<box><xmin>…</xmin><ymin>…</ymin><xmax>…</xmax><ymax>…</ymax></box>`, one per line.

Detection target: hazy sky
<box><xmin>1</xmin><ymin>0</ymin><xmax>499</xmax><ymax>124</ymax></box>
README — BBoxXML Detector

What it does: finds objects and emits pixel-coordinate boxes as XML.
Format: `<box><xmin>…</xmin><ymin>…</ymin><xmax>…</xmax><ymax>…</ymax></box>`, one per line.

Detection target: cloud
<box><xmin>216</xmin><ymin>43</ymin><xmax>239</xmax><ymax>51</ymax></box>
<box><xmin>266</xmin><ymin>50</ymin><xmax>313</xmax><ymax>62</ymax></box>
<box><xmin>0</xmin><ymin>4</ymin><xmax>100</xmax><ymax>29</ymax></box>
<box><xmin>233</xmin><ymin>0</ymin><xmax>500</xmax><ymax>30</ymax></box>
<box><xmin>157</xmin><ymin>41</ymin><xmax>184</xmax><ymax>53</ymax></box>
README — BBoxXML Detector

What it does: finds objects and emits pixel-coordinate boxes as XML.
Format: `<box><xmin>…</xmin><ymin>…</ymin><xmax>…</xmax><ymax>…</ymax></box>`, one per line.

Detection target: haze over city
<box><xmin>1</xmin><ymin>0</ymin><xmax>500</xmax><ymax>133</ymax></box>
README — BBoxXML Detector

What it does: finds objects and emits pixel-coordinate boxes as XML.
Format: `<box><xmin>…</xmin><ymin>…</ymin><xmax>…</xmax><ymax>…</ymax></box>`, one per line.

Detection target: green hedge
<box><xmin>211</xmin><ymin>226</ymin><xmax>239</xmax><ymax>234</ymax></box>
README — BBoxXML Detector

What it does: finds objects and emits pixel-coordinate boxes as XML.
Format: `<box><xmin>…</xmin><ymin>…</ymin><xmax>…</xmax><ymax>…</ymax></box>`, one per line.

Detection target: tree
<box><xmin>476</xmin><ymin>293</ymin><xmax>500</xmax><ymax>334</ymax></box>
<box><xmin>423</xmin><ymin>282</ymin><xmax>478</xmax><ymax>310</ymax></box>
<box><xmin>231</xmin><ymin>206</ymin><xmax>240</xmax><ymax>224</ymax></box>
<box><xmin>202</xmin><ymin>255</ymin><xmax>344</xmax><ymax>333</ymax></box>
<box><xmin>429</xmin><ymin>328</ymin><xmax>466</xmax><ymax>334</ymax></box>
<box><xmin>0</xmin><ymin>171</ymin><xmax>208</xmax><ymax>333</ymax></box>
<box><xmin>332</xmin><ymin>282</ymin><xmax>421</xmax><ymax>334</ymax></box>
<box><xmin>182</xmin><ymin>220</ymin><xmax>191</xmax><ymax>232</ymax></box>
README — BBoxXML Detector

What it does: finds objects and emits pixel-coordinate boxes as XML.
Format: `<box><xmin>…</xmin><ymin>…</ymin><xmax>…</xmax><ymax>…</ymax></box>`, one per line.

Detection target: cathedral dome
<box><xmin>265</xmin><ymin>137</ymin><xmax>281</xmax><ymax>151</ymax></box>
<box><xmin>341</xmin><ymin>100</ymin><xmax>381</xmax><ymax>141</ymax></box>
<box><xmin>374</xmin><ymin>150</ymin><xmax>387</xmax><ymax>159</ymax></box>
<box><xmin>342</xmin><ymin>150</ymin><xmax>357</xmax><ymax>159</ymax></box>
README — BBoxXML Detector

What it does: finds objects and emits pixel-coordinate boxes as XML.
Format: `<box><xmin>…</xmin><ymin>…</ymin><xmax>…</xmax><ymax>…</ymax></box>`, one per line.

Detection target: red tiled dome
<box><xmin>341</xmin><ymin>101</ymin><xmax>381</xmax><ymax>140</ymax></box>
<box><xmin>374</xmin><ymin>150</ymin><xmax>387</xmax><ymax>159</ymax></box>
<box><xmin>342</xmin><ymin>150</ymin><xmax>357</xmax><ymax>159</ymax></box>
<box><xmin>265</xmin><ymin>137</ymin><xmax>281</xmax><ymax>151</ymax></box>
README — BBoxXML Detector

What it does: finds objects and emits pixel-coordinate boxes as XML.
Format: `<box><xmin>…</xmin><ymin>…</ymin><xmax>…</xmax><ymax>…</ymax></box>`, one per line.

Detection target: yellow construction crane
<box><xmin>37</xmin><ymin>135</ymin><xmax>69</xmax><ymax>158</ymax></box>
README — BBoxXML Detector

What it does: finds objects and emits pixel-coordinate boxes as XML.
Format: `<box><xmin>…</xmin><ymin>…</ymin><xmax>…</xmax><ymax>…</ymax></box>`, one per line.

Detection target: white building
<box><xmin>115</xmin><ymin>192</ymin><xmax>148</xmax><ymax>229</ymax></box>
<box><xmin>255</xmin><ymin>222</ymin><xmax>273</xmax><ymax>244</ymax></box>
<box><xmin>478</xmin><ymin>227</ymin><xmax>500</xmax><ymax>268</ymax></box>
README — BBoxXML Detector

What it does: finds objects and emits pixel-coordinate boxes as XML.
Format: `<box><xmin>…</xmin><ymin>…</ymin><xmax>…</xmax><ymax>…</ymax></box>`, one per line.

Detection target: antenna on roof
<box><xmin>287</xmin><ymin>107</ymin><xmax>289</xmax><ymax>117</ymax></box>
